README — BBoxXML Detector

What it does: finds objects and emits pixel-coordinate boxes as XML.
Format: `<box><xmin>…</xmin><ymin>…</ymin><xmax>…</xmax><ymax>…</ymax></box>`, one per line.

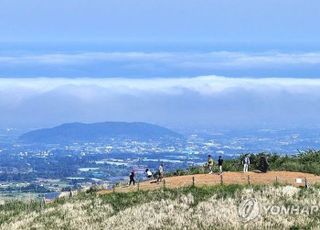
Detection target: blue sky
<box><xmin>0</xmin><ymin>0</ymin><xmax>320</xmax><ymax>130</ymax></box>
<box><xmin>1</xmin><ymin>0</ymin><xmax>319</xmax><ymax>43</ymax></box>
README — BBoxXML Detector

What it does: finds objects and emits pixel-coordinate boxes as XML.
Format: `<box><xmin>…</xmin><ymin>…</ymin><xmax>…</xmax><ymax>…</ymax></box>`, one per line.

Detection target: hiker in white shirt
<box><xmin>243</xmin><ymin>155</ymin><xmax>250</xmax><ymax>173</ymax></box>
<box><xmin>145</xmin><ymin>168</ymin><xmax>153</xmax><ymax>179</ymax></box>
<box><xmin>157</xmin><ymin>163</ymin><xmax>164</xmax><ymax>182</ymax></box>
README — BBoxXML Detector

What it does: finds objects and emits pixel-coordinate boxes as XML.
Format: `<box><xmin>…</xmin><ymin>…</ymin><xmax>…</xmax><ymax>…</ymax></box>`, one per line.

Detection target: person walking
<box><xmin>217</xmin><ymin>156</ymin><xmax>223</xmax><ymax>174</ymax></box>
<box><xmin>157</xmin><ymin>163</ymin><xmax>164</xmax><ymax>182</ymax></box>
<box><xmin>129</xmin><ymin>170</ymin><xmax>135</xmax><ymax>186</ymax></box>
<box><xmin>207</xmin><ymin>155</ymin><xmax>214</xmax><ymax>174</ymax></box>
<box><xmin>243</xmin><ymin>155</ymin><xmax>250</xmax><ymax>173</ymax></box>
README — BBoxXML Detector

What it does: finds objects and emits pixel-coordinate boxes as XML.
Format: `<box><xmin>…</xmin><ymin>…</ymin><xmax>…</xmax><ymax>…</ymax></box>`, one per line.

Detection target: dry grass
<box><xmin>2</xmin><ymin>184</ymin><xmax>320</xmax><ymax>229</ymax></box>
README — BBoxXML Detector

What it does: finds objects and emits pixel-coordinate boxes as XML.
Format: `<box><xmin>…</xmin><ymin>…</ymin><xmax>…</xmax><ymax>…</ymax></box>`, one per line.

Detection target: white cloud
<box><xmin>1</xmin><ymin>75</ymin><xmax>320</xmax><ymax>96</ymax></box>
<box><xmin>0</xmin><ymin>52</ymin><xmax>175</xmax><ymax>65</ymax></box>
<box><xmin>1</xmin><ymin>51</ymin><xmax>320</xmax><ymax>67</ymax></box>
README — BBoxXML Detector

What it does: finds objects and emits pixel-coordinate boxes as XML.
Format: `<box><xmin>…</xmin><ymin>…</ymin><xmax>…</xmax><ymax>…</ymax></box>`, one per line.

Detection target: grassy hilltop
<box><xmin>2</xmin><ymin>184</ymin><xmax>320</xmax><ymax>229</ymax></box>
<box><xmin>2</xmin><ymin>150</ymin><xmax>320</xmax><ymax>229</ymax></box>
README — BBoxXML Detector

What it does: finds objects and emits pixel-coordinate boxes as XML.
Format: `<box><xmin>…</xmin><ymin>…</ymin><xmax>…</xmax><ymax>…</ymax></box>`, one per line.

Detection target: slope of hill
<box><xmin>1</xmin><ymin>183</ymin><xmax>319</xmax><ymax>229</ymax></box>
<box><xmin>19</xmin><ymin>122</ymin><xmax>183</xmax><ymax>144</ymax></box>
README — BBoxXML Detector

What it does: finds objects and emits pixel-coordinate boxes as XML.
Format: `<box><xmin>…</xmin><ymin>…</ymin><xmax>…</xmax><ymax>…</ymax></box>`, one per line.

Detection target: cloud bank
<box><xmin>1</xmin><ymin>76</ymin><xmax>320</xmax><ymax>130</ymax></box>
<box><xmin>1</xmin><ymin>51</ymin><xmax>320</xmax><ymax>66</ymax></box>
<box><xmin>1</xmin><ymin>51</ymin><xmax>320</xmax><ymax>78</ymax></box>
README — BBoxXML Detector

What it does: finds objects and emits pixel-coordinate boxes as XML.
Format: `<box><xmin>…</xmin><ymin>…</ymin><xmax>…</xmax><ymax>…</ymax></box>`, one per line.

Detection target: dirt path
<box><xmin>98</xmin><ymin>171</ymin><xmax>320</xmax><ymax>195</ymax></box>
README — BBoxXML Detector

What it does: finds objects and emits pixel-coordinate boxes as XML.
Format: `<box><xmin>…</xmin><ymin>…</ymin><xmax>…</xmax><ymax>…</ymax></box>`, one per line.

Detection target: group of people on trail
<box><xmin>207</xmin><ymin>155</ymin><xmax>224</xmax><ymax>174</ymax></box>
<box><xmin>146</xmin><ymin>163</ymin><xmax>164</xmax><ymax>182</ymax></box>
<box><xmin>128</xmin><ymin>163</ymin><xmax>165</xmax><ymax>186</ymax></box>
<box><xmin>207</xmin><ymin>154</ymin><xmax>268</xmax><ymax>174</ymax></box>
<box><xmin>129</xmin><ymin>154</ymin><xmax>269</xmax><ymax>186</ymax></box>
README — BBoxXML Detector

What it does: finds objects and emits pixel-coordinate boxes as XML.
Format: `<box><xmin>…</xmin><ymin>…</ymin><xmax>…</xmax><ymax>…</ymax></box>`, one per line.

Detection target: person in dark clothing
<box><xmin>259</xmin><ymin>156</ymin><xmax>269</xmax><ymax>173</ymax></box>
<box><xmin>218</xmin><ymin>156</ymin><xmax>223</xmax><ymax>174</ymax></box>
<box><xmin>129</xmin><ymin>171</ymin><xmax>135</xmax><ymax>186</ymax></box>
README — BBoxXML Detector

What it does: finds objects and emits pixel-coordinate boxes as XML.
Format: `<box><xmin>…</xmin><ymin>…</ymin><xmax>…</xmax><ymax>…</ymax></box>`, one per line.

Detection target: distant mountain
<box><xmin>19</xmin><ymin>122</ymin><xmax>183</xmax><ymax>144</ymax></box>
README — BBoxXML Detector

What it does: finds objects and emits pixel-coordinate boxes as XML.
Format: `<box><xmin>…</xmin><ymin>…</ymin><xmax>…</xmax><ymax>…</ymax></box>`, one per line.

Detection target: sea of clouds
<box><xmin>1</xmin><ymin>75</ymin><xmax>320</xmax><ymax>129</ymax></box>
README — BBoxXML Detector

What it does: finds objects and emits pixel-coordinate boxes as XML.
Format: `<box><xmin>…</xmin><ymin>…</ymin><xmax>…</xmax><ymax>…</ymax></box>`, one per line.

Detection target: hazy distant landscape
<box><xmin>1</xmin><ymin>121</ymin><xmax>320</xmax><ymax>200</ymax></box>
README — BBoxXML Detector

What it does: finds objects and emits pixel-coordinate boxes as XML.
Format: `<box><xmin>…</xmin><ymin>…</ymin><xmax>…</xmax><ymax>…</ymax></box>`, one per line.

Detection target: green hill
<box><xmin>19</xmin><ymin>122</ymin><xmax>183</xmax><ymax>144</ymax></box>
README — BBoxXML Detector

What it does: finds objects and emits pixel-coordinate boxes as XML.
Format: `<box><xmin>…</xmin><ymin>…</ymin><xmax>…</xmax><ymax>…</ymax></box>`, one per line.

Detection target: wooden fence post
<box><xmin>137</xmin><ymin>180</ymin><xmax>140</xmax><ymax>191</ymax></box>
<box><xmin>220</xmin><ymin>174</ymin><xmax>223</xmax><ymax>185</ymax></box>
<box><xmin>305</xmin><ymin>177</ymin><xmax>308</xmax><ymax>188</ymax></box>
<box><xmin>247</xmin><ymin>175</ymin><xmax>251</xmax><ymax>185</ymax></box>
<box><xmin>163</xmin><ymin>179</ymin><xmax>166</xmax><ymax>189</ymax></box>
<box><xmin>192</xmin><ymin>176</ymin><xmax>195</xmax><ymax>187</ymax></box>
